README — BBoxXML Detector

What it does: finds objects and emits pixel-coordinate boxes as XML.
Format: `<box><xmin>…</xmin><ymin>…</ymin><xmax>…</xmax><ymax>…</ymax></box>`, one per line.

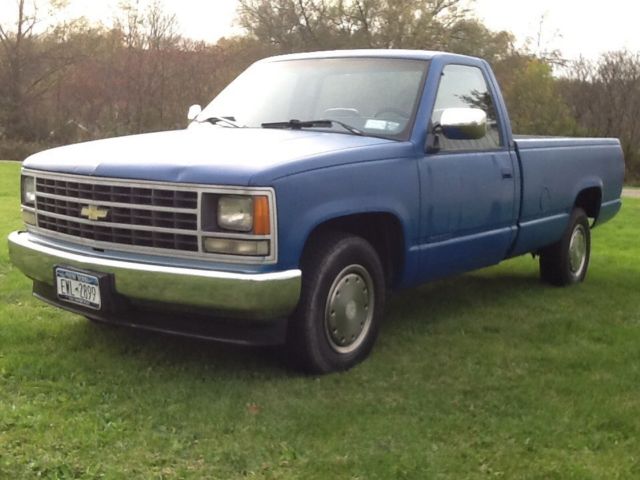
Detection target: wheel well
<box><xmin>574</xmin><ymin>187</ymin><xmax>602</xmax><ymax>222</ymax></box>
<box><xmin>302</xmin><ymin>213</ymin><xmax>405</xmax><ymax>288</ymax></box>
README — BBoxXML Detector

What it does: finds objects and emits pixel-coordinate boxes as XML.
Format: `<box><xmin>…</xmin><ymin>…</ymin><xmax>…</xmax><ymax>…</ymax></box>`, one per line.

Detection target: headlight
<box><xmin>217</xmin><ymin>196</ymin><xmax>253</xmax><ymax>232</ymax></box>
<box><xmin>21</xmin><ymin>175</ymin><xmax>36</xmax><ymax>206</ymax></box>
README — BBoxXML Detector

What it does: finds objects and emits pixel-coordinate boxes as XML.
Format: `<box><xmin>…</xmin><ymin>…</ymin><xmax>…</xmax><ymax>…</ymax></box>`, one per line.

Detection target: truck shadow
<box><xmin>76</xmin><ymin>269</ymin><xmax>543</xmax><ymax>377</ymax></box>
<box><xmin>384</xmin><ymin>270</ymin><xmax>543</xmax><ymax>332</ymax></box>
<box><xmin>81</xmin><ymin>320</ymin><xmax>289</xmax><ymax>376</ymax></box>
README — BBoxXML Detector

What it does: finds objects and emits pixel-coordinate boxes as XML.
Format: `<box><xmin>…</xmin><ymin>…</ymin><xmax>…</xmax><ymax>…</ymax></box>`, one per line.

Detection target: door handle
<box><xmin>501</xmin><ymin>167</ymin><xmax>513</xmax><ymax>179</ymax></box>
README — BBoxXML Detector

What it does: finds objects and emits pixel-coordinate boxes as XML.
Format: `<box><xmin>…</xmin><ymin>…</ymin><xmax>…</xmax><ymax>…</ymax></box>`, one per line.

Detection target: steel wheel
<box><xmin>324</xmin><ymin>264</ymin><xmax>374</xmax><ymax>354</ymax></box>
<box><xmin>568</xmin><ymin>224</ymin><xmax>587</xmax><ymax>276</ymax></box>
<box><xmin>540</xmin><ymin>207</ymin><xmax>591</xmax><ymax>286</ymax></box>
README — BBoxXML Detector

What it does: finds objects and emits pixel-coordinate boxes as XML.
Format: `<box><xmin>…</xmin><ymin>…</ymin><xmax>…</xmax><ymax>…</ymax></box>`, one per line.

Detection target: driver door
<box><xmin>418</xmin><ymin>64</ymin><xmax>518</xmax><ymax>281</ymax></box>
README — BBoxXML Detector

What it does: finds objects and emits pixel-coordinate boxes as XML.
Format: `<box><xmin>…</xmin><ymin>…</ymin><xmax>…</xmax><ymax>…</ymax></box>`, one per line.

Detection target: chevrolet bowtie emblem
<box><xmin>80</xmin><ymin>204</ymin><xmax>109</xmax><ymax>221</ymax></box>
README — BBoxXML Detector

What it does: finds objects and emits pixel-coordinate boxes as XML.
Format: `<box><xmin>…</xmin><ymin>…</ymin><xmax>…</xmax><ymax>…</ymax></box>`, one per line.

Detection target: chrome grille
<box><xmin>33</xmin><ymin>175</ymin><xmax>200</xmax><ymax>254</ymax></box>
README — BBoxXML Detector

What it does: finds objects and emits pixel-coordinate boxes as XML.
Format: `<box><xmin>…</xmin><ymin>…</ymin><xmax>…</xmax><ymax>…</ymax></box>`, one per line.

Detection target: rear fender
<box><xmin>572</xmin><ymin>178</ymin><xmax>603</xmax><ymax>224</ymax></box>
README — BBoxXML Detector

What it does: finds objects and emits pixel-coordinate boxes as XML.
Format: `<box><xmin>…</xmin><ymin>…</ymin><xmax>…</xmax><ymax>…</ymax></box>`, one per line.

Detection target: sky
<box><xmin>2</xmin><ymin>0</ymin><xmax>640</xmax><ymax>60</ymax></box>
<box><xmin>473</xmin><ymin>0</ymin><xmax>640</xmax><ymax>60</ymax></box>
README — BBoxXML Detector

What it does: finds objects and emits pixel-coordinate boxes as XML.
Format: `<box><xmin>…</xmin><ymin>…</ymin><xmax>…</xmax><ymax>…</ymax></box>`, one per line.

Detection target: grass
<box><xmin>1</xmin><ymin>160</ymin><xmax>640</xmax><ymax>479</ymax></box>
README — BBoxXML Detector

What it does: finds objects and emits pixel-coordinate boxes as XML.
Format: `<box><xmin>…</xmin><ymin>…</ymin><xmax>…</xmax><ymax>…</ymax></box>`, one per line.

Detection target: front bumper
<box><xmin>8</xmin><ymin>231</ymin><xmax>302</xmax><ymax>322</ymax></box>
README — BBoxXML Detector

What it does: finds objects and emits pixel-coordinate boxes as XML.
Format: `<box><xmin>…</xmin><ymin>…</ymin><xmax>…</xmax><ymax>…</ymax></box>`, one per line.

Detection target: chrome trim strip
<box><xmin>197</xmin><ymin>190</ymin><xmax>204</xmax><ymax>254</ymax></box>
<box><xmin>25</xmin><ymin>225</ymin><xmax>273</xmax><ymax>262</ymax></box>
<box><xmin>35</xmin><ymin>191</ymin><xmax>199</xmax><ymax>213</ymax></box>
<box><xmin>8</xmin><ymin>231</ymin><xmax>300</xmax><ymax>320</ymax></box>
<box><xmin>22</xmin><ymin>168</ymin><xmax>278</xmax><ymax>265</ymax></box>
<box><xmin>518</xmin><ymin>212</ymin><xmax>569</xmax><ymax>228</ymax></box>
<box><xmin>37</xmin><ymin>210</ymin><xmax>199</xmax><ymax>236</ymax></box>
<box><xmin>34</xmin><ymin>211</ymin><xmax>270</xmax><ymax>239</ymax></box>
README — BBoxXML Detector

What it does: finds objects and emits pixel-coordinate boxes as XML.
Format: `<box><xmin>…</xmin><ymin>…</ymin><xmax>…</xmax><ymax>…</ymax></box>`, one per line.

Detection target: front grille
<box><xmin>34</xmin><ymin>176</ymin><xmax>200</xmax><ymax>254</ymax></box>
<box><xmin>37</xmin><ymin>196</ymin><xmax>198</xmax><ymax>230</ymax></box>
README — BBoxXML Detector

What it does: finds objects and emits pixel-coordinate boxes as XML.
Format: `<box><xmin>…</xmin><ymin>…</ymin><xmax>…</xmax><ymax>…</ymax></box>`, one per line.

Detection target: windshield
<box><xmin>197</xmin><ymin>57</ymin><xmax>429</xmax><ymax>140</ymax></box>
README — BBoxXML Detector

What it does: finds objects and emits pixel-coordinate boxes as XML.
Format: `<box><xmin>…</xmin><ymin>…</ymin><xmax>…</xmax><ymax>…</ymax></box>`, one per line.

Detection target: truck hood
<box><xmin>23</xmin><ymin>126</ymin><xmax>404</xmax><ymax>185</ymax></box>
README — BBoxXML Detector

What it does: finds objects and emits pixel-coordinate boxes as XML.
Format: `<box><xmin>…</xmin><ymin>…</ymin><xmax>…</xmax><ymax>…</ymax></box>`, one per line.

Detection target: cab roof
<box><xmin>260</xmin><ymin>49</ymin><xmax>480</xmax><ymax>64</ymax></box>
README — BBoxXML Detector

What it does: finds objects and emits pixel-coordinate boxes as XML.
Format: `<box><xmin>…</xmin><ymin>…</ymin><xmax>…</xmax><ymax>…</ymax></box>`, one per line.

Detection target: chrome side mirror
<box><xmin>439</xmin><ymin>108</ymin><xmax>487</xmax><ymax>140</ymax></box>
<box><xmin>187</xmin><ymin>104</ymin><xmax>202</xmax><ymax>121</ymax></box>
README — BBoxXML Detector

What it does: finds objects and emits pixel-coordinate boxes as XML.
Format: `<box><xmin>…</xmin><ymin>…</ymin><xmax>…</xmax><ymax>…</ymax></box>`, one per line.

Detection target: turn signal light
<box><xmin>253</xmin><ymin>196</ymin><xmax>270</xmax><ymax>235</ymax></box>
<box><xmin>22</xmin><ymin>209</ymin><xmax>36</xmax><ymax>226</ymax></box>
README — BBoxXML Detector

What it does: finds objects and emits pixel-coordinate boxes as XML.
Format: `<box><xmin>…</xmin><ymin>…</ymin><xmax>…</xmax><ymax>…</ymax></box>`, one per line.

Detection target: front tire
<box><xmin>539</xmin><ymin>207</ymin><xmax>591</xmax><ymax>286</ymax></box>
<box><xmin>287</xmin><ymin>232</ymin><xmax>386</xmax><ymax>374</ymax></box>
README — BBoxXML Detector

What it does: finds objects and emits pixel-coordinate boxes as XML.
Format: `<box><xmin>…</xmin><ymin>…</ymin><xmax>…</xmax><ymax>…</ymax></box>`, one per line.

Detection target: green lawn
<box><xmin>1</xmin><ymin>160</ymin><xmax>639</xmax><ymax>479</ymax></box>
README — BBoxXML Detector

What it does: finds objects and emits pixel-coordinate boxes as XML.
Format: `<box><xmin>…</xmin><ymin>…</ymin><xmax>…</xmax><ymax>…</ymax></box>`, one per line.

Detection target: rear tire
<box><xmin>539</xmin><ymin>208</ymin><xmax>591</xmax><ymax>286</ymax></box>
<box><xmin>286</xmin><ymin>232</ymin><xmax>386</xmax><ymax>374</ymax></box>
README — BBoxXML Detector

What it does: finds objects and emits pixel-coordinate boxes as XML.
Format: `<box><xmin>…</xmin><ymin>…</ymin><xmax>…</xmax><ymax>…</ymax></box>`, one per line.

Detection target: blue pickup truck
<box><xmin>9</xmin><ymin>50</ymin><xmax>624</xmax><ymax>373</ymax></box>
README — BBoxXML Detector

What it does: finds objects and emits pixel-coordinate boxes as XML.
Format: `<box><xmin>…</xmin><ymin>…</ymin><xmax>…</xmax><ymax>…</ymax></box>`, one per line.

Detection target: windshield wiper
<box><xmin>201</xmin><ymin>116</ymin><xmax>241</xmax><ymax>128</ymax></box>
<box><xmin>261</xmin><ymin>119</ymin><xmax>363</xmax><ymax>136</ymax></box>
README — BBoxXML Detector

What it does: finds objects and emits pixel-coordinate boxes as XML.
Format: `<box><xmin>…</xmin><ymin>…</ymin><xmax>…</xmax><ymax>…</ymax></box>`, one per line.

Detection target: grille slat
<box><xmin>35</xmin><ymin>177</ymin><xmax>199</xmax><ymax>253</ymax></box>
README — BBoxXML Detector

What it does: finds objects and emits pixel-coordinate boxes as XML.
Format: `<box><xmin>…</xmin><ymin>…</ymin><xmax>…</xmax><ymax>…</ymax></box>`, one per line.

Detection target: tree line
<box><xmin>0</xmin><ymin>0</ymin><xmax>638</xmax><ymax>180</ymax></box>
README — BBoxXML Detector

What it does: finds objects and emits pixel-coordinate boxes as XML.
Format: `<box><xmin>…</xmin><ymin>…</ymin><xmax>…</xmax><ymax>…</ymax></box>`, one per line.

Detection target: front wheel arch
<box><xmin>298</xmin><ymin>212</ymin><xmax>406</xmax><ymax>289</ymax></box>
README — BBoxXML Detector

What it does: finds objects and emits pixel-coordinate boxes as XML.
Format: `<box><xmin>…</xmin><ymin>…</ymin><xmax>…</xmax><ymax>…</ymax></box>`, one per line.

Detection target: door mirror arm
<box><xmin>425</xmin><ymin>125</ymin><xmax>441</xmax><ymax>154</ymax></box>
<box><xmin>424</xmin><ymin>129</ymin><xmax>440</xmax><ymax>153</ymax></box>
<box><xmin>187</xmin><ymin>104</ymin><xmax>202</xmax><ymax>122</ymax></box>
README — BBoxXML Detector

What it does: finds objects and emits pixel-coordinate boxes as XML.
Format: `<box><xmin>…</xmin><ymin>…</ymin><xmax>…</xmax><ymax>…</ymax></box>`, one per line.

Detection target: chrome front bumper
<box><xmin>8</xmin><ymin>231</ymin><xmax>301</xmax><ymax>321</ymax></box>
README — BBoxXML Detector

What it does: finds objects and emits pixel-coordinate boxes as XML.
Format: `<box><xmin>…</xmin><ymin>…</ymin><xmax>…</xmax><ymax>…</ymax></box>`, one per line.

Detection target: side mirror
<box><xmin>439</xmin><ymin>108</ymin><xmax>487</xmax><ymax>140</ymax></box>
<box><xmin>187</xmin><ymin>104</ymin><xmax>202</xmax><ymax>122</ymax></box>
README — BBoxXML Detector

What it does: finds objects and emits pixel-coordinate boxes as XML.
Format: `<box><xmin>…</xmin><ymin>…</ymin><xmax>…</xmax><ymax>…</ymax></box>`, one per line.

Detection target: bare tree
<box><xmin>563</xmin><ymin>51</ymin><xmax>640</xmax><ymax>179</ymax></box>
<box><xmin>0</xmin><ymin>0</ymin><xmax>77</xmax><ymax>140</ymax></box>
<box><xmin>111</xmin><ymin>0</ymin><xmax>181</xmax><ymax>132</ymax></box>
<box><xmin>236</xmin><ymin>0</ymin><xmax>481</xmax><ymax>53</ymax></box>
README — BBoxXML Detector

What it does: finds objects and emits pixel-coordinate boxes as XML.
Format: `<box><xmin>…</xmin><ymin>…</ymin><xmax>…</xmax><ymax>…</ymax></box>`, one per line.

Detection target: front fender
<box><xmin>272</xmin><ymin>157</ymin><xmax>421</xmax><ymax>284</ymax></box>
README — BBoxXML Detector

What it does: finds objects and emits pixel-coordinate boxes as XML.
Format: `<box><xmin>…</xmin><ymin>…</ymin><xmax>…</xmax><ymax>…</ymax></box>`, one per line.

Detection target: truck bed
<box><xmin>510</xmin><ymin>136</ymin><xmax>625</xmax><ymax>256</ymax></box>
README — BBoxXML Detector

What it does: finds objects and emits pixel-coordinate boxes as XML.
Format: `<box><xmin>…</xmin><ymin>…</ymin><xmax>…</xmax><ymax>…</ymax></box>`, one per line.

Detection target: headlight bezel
<box><xmin>201</xmin><ymin>191</ymin><xmax>275</xmax><ymax>260</ymax></box>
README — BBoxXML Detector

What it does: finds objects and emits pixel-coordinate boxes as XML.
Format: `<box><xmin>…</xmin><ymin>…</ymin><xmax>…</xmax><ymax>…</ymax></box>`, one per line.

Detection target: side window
<box><xmin>431</xmin><ymin>64</ymin><xmax>502</xmax><ymax>151</ymax></box>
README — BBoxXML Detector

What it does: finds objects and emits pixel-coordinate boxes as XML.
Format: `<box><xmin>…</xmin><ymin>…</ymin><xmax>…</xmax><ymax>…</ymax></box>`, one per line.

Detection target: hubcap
<box><xmin>569</xmin><ymin>224</ymin><xmax>587</xmax><ymax>275</ymax></box>
<box><xmin>324</xmin><ymin>264</ymin><xmax>374</xmax><ymax>354</ymax></box>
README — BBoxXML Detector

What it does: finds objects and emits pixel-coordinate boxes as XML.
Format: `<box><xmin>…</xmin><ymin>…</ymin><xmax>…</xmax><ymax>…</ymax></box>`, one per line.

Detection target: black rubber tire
<box><xmin>539</xmin><ymin>208</ymin><xmax>591</xmax><ymax>286</ymax></box>
<box><xmin>286</xmin><ymin>232</ymin><xmax>386</xmax><ymax>374</ymax></box>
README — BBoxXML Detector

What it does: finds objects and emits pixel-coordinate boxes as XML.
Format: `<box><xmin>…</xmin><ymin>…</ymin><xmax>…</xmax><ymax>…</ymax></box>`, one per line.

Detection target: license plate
<box><xmin>55</xmin><ymin>267</ymin><xmax>102</xmax><ymax>310</ymax></box>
